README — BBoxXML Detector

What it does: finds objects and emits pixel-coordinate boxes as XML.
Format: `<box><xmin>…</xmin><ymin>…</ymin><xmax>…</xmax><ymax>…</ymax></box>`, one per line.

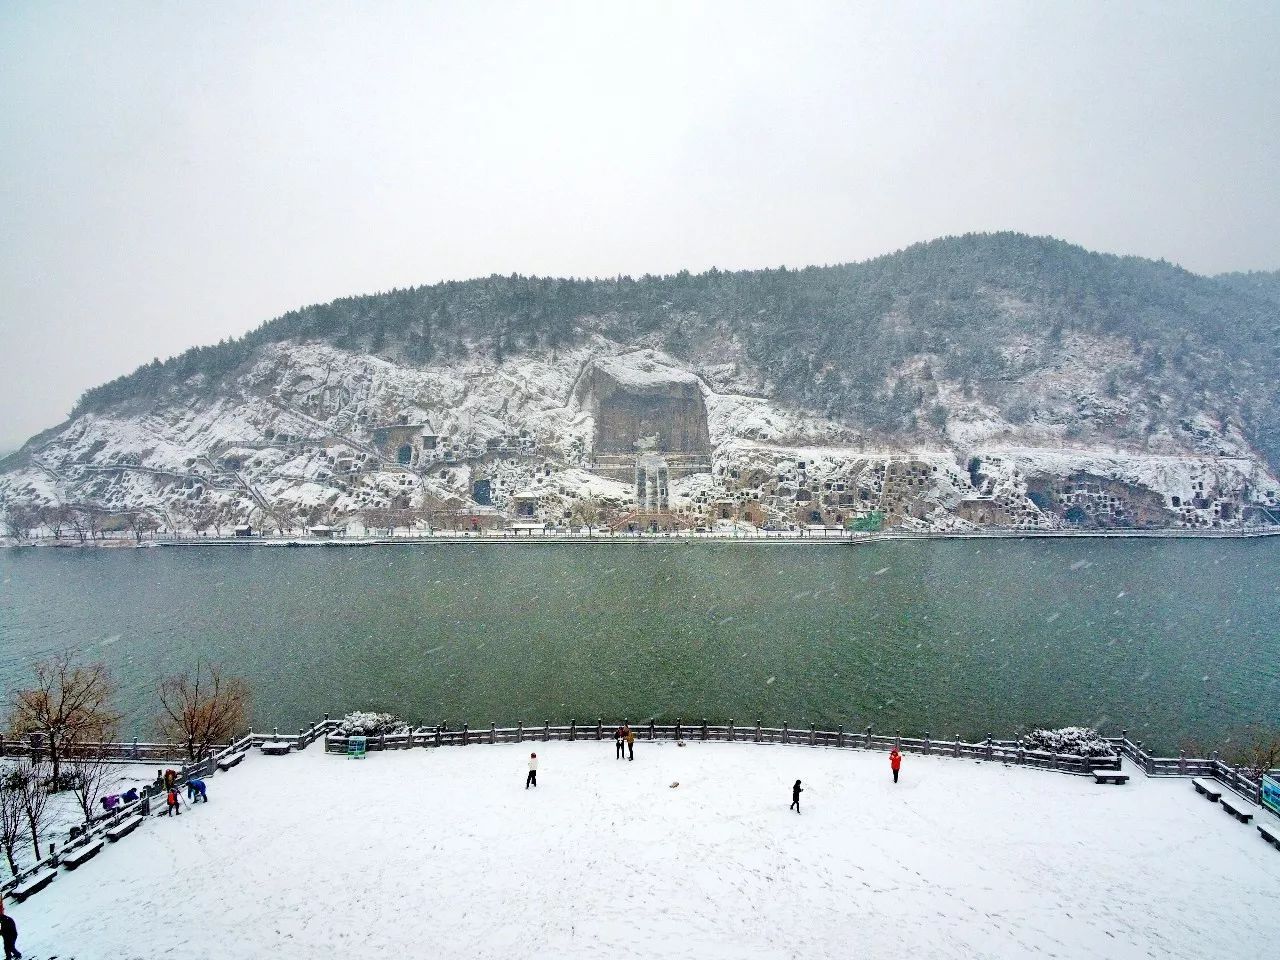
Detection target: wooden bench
<box><xmin>106</xmin><ymin>814</ymin><xmax>143</xmax><ymax>842</ymax></box>
<box><xmin>10</xmin><ymin>869</ymin><xmax>56</xmax><ymax>902</ymax></box>
<box><xmin>259</xmin><ymin>741</ymin><xmax>291</xmax><ymax>756</ymax></box>
<box><xmin>62</xmin><ymin>838</ymin><xmax>104</xmax><ymax>870</ymax></box>
<box><xmin>1257</xmin><ymin>821</ymin><xmax>1278</xmax><ymax>849</ymax></box>
<box><xmin>1093</xmin><ymin>771</ymin><xmax>1129</xmax><ymax>785</ymax></box>
<box><xmin>1220</xmin><ymin>795</ymin><xmax>1255</xmax><ymax>824</ymax></box>
<box><xmin>1192</xmin><ymin>777</ymin><xmax>1222</xmax><ymax>801</ymax></box>
<box><xmin>217</xmin><ymin>750</ymin><xmax>246</xmax><ymax>771</ymax></box>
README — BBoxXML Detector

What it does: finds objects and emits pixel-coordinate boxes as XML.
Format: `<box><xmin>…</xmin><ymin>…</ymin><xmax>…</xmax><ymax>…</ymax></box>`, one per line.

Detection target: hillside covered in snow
<box><xmin>3</xmin><ymin>233</ymin><xmax>1280</xmax><ymax>535</ymax></box>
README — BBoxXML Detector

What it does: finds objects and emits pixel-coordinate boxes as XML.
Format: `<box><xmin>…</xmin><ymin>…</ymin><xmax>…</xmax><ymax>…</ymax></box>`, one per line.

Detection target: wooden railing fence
<box><xmin>1106</xmin><ymin>732</ymin><xmax>1268</xmax><ymax>808</ymax></box>
<box><xmin>321</xmin><ymin>718</ymin><xmax>1124</xmax><ymax>776</ymax></box>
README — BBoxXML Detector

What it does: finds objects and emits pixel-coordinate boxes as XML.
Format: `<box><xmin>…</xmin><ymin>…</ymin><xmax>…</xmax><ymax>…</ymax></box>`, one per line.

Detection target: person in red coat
<box><xmin>889</xmin><ymin>748</ymin><xmax>902</xmax><ymax>783</ymax></box>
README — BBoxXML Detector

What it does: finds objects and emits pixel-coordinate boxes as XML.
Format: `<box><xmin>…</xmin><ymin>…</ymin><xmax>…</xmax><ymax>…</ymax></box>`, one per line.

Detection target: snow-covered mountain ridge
<box><xmin>3</xmin><ymin>233</ymin><xmax>1279</xmax><ymax>534</ymax></box>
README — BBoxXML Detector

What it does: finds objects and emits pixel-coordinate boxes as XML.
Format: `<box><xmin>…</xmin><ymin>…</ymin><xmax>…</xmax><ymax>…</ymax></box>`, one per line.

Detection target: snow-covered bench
<box><xmin>1259</xmin><ymin>822</ymin><xmax>1279</xmax><ymax>849</ymax></box>
<box><xmin>1192</xmin><ymin>778</ymin><xmax>1222</xmax><ymax>801</ymax></box>
<box><xmin>260</xmin><ymin>741</ymin><xmax>292</xmax><ymax>756</ymax></box>
<box><xmin>217</xmin><ymin>751</ymin><xmax>246</xmax><ymax>771</ymax></box>
<box><xmin>1219</xmin><ymin>795</ymin><xmax>1255</xmax><ymax>824</ymax></box>
<box><xmin>10</xmin><ymin>869</ymin><xmax>56</xmax><ymax>902</ymax></box>
<box><xmin>106</xmin><ymin>814</ymin><xmax>143</xmax><ymax>842</ymax></box>
<box><xmin>1093</xmin><ymin>771</ymin><xmax>1129</xmax><ymax>785</ymax></box>
<box><xmin>62</xmin><ymin>838</ymin><xmax>104</xmax><ymax>870</ymax></box>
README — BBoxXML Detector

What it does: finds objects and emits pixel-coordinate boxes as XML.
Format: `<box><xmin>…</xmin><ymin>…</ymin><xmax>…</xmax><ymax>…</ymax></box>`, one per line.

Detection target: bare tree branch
<box><xmin>157</xmin><ymin>661</ymin><xmax>251</xmax><ymax>761</ymax></box>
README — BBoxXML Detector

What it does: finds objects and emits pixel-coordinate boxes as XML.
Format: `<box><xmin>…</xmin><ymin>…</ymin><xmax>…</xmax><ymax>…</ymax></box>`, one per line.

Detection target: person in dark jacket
<box><xmin>615</xmin><ymin>726</ymin><xmax>626</xmax><ymax>759</ymax></box>
<box><xmin>1</xmin><ymin>902</ymin><xmax>21</xmax><ymax>958</ymax></box>
<box><xmin>790</xmin><ymin>779</ymin><xmax>803</xmax><ymax>813</ymax></box>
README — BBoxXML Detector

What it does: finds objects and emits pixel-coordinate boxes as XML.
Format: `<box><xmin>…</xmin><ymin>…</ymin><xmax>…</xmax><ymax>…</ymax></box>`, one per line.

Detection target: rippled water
<box><xmin>1</xmin><ymin>539</ymin><xmax>1277</xmax><ymax>751</ymax></box>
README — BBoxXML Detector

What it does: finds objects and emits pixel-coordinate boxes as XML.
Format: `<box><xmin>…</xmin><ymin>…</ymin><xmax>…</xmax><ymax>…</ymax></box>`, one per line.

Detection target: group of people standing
<box><xmin>521</xmin><ymin>729</ymin><xmax>905</xmax><ymax>805</ymax></box>
<box><xmin>614</xmin><ymin>724</ymin><xmax>636</xmax><ymax>761</ymax></box>
<box><xmin>523</xmin><ymin>723</ymin><xmax>639</xmax><ymax>788</ymax></box>
<box><xmin>152</xmin><ymin>768</ymin><xmax>209</xmax><ymax>816</ymax></box>
<box><xmin>790</xmin><ymin>748</ymin><xmax>903</xmax><ymax>813</ymax></box>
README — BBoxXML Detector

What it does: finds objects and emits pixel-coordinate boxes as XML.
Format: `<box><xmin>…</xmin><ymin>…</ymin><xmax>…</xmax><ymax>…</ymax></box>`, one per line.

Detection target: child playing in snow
<box><xmin>526</xmin><ymin>753</ymin><xmax>538</xmax><ymax>789</ymax></box>
<box><xmin>890</xmin><ymin>748</ymin><xmax>902</xmax><ymax>783</ymax></box>
<box><xmin>165</xmin><ymin>788</ymin><xmax>181</xmax><ymax>816</ymax></box>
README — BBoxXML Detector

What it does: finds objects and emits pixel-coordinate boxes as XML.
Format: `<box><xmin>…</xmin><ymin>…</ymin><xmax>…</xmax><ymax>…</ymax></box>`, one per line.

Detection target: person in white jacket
<box><xmin>526</xmin><ymin>752</ymin><xmax>538</xmax><ymax>789</ymax></box>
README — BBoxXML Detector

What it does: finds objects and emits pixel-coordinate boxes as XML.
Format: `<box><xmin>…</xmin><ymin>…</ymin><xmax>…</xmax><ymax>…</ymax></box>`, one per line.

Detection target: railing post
<box><xmin>754</xmin><ymin>720</ymin><xmax>761</xmax><ymax>743</ymax></box>
<box><xmin>435</xmin><ymin>726</ymin><xmax>442</xmax><ymax>747</ymax></box>
<box><xmin>490</xmin><ymin>723</ymin><xmax>496</xmax><ymax>745</ymax></box>
<box><xmin>953</xmin><ymin>735</ymin><xmax>960</xmax><ymax>758</ymax></box>
<box><xmin>895</xmin><ymin>729</ymin><xmax>901</xmax><ymax>749</ymax></box>
<box><xmin>570</xmin><ymin>719</ymin><xmax>576</xmax><ymax>742</ymax></box>
<box><xmin>462</xmin><ymin>723</ymin><xmax>469</xmax><ymax>746</ymax></box>
<box><xmin>986</xmin><ymin>735</ymin><xmax>993</xmax><ymax>761</ymax></box>
<box><xmin>728</xmin><ymin>719</ymin><xmax>735</xmax><ymax>742</ymax></box>
<box><xmin>517</xmin><ymin>721</ymin><xmax>524</xmax><ymax>743</ymax></box>
<box><xmin>596</xmin><ymin>718</ymin><xmax>603</xmax><ymax>741</ymax></box>
<box><xmin>809</xmin><ymin>723</ymin><xmax>816</xmax><ymax>747</ymax></box>
<box><xmin>1179</xmin><ymin>751</ymin><xmax>1187</xmax><ymax>775</ymax></box>
<box><xmin>675</xmin><ymin>718</ymin><xmax>682</xmax><ymax>741</ymax></box>
<box><xmin>299</xmin><ymin>727</ymin><xmax>305</xmax><ymax>747</ymax></box>
<box><xmin>864</xmin><ymin>726</ymin><xmax>872</xmax><ymax>749</ymax></box>
<box><xmin>923</xmin><ymin>731</ymin><xmax>931</xmax><ymax>755</ymax></box>
<box><xmin>837</xmin><ymin>724</ymin><xmax>844</xmax><ymax>748</ymax></box>
<box><xmin>701</xmin><ymin>718</ymin><xmax>708</xmax><ymax>741</ymax></box>
<box><xmin>1016</xmin><ymin>741</ymin><xmax>1025</xmax><ymax>765</ymax></box>
<box><xmin>543</xmin><ymin>721</ymin><xmax>549</xmax><ymax>742</ymax></box>
<box><xmin>782</xmin><ymin>722</ymin><xmax>789</xmax><ymax>744</ymax></box>
<box><xmin>648</xmin><ymin>719</ymin><xmax>655</xmax><ymax>741</ymax></box>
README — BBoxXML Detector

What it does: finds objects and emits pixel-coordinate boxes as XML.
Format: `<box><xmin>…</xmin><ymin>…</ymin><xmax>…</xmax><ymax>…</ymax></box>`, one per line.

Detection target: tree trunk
<box><xmin>3</xmin><ymin>844</ymin><xmax>16</xmax><ymax>876</ymax></box>
<box><xmin>48</xmin><ymin>744</ymin><xmax>61</xmax><ymax>791</ymax></box>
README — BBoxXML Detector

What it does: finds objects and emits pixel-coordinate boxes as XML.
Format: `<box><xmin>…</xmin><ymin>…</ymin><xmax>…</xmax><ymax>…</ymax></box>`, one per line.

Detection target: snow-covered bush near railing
<box><xmin>1020</xmin><ymin>726</ymin><xmax>1116</xmax><ymax>758</ymax></box>
<box><xmin>336</xmin><ymin>712</ymin><xmax>409</xmax><ymax>737</ymax></box>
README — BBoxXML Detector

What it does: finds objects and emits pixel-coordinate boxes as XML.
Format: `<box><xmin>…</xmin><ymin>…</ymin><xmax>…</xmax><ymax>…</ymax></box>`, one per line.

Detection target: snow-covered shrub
<box><xmin>1020</xmin><ymin>726</ymin><xmax>1116</xmax><ymax>758</ymax></box>
<box><xmin>337</xmin><ymin>711</ymin><xmax>409</xmax><ymax>737</ymax></box>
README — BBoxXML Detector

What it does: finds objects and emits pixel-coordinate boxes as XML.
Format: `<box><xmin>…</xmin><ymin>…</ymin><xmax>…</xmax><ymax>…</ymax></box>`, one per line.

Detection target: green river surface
<box><xmin>1</xmin><ymin>539</ymin><xmax>1277</xmax><ymax>752</ymax></box>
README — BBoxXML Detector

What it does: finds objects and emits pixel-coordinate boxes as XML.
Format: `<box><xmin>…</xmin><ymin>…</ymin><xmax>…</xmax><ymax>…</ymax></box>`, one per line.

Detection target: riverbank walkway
<box><xmin>12</xmin><ymin>741</ymin><xmax>1280</xmax><ymax>959</ymax></box>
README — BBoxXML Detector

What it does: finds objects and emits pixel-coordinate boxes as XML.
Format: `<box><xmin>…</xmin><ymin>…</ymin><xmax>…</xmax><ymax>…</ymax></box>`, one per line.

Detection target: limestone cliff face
<box><xmin>2</xmin><ymin>338</ymin><xmax>1278</xmax><ymax>536</ymax></box>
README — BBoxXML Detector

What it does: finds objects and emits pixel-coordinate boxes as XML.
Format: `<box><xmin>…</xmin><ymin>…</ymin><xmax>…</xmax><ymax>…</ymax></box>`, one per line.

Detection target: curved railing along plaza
<box><xmin>1</xmin><ymin>716</ymin><xmax>1273</xmax><ymax>903</ymax></box>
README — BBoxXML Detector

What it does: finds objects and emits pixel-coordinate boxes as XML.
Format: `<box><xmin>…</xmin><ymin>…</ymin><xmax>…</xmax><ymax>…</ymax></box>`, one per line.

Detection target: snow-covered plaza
<box><xmin>16</xmin><ymin>741</ymin><xmax>1280</xmax><ymax>959</ymax></box>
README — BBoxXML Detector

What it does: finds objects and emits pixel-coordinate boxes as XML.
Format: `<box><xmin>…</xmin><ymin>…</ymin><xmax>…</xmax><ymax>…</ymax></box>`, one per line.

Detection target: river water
<box><xmin>1</xmin><ymin>539</ymin><xmax>1277</xmax><ymax>751</ymax></box>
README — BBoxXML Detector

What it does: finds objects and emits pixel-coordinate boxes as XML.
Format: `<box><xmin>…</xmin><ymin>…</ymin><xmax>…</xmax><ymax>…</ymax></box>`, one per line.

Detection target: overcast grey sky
<box><xmin>1</xmin><ymin>1</ymin><xmax>1277</xmax><ymax>451</ymax></box>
